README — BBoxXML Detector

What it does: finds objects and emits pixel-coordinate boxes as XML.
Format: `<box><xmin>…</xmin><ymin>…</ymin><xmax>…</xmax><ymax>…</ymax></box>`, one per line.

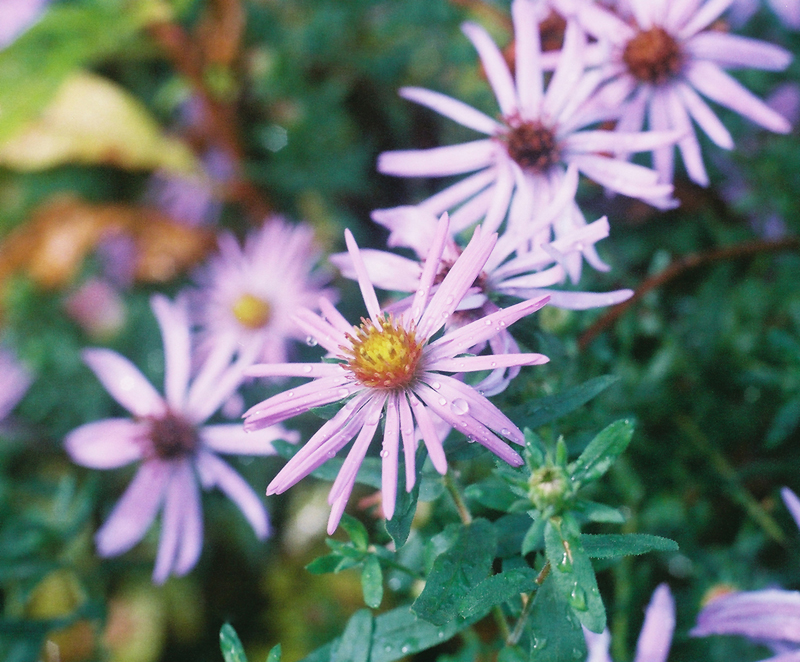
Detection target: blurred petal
<box><xmin>83</xmin><ymin>348</ymin><xmax>165</xmax><ymax>418</ymax></box>
<box><xmin>65</xmin><ymin>418</ymin><xmax>144</xmax><ymax>468</ymax></box>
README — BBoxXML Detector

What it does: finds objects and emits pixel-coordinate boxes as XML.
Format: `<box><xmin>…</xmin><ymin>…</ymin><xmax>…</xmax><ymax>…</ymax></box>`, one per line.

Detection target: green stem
<box><xmin>506</xmin><ymin>563</ymin><xmax>549</xmax><ymax>646</ymax></box>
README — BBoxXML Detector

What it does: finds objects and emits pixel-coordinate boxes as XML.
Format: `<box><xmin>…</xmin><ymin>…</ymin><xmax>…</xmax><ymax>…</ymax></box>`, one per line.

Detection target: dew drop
<box><xmin>327</xmin><ymin>450</ymin><xmax>336</xmax><ymax>458</ymax></box>
<box><xmin>445</xmin><ymin>295</ymin><xmax>454</xmax><ymax>305</ymax></box>
<box><xmin>338</xmin><ymin>388</ymin><xmax>349</xmax><ymax>398</ymax></box>
<box><xmin>441</xmin><ymin>311</ymin><xmax>450</xmax><ymax>319</ymax></box>
<box><xmin>490</xmin><ymin>361</ymin><xmax>497</xmax><ymax>368</ymax></box>
<box><xmin>450</xmin><ymin>398</ymin><xmax>469</xmax><ymax>415</ymax></box>
<box><xmin>500</xmin><ymin>428</ymin><xmax>510</xmax><ymax>437</ymax></box>
<box><xmin>305</xmin><ymin>335</ymin><xmax>318</xmax><ymax>346</ymax></box>
<box><xmin>557</xmin><ymin>551</ymin><xmax>573</xmax><ymax>572</ymax></box>
<box><xmin>437</xmin><ymin>630</ymin><xmax>445</xmax><ymax>639</ymax></box>
<box><xmin>533</xmin><ymin>636</ymin><xmax>547</xmax><ymax>650</ymax></box>
<box><xmin>484</xmin><ymin>319</ymin><xmax>492</xmax><ymax>326</ymax></box>
<box><xmin>302</xmin><ymin>365</ymin><xmax>313</xmax><ymax>373</ymax></box>
<box><xmin>380</xmin><ymin>449</ymin><xmax>389</xmax><ymax>458</ymax></box>
<box><xmin>575</xmin><ymin>242</ymin><xmax>584</xmax><ymax>252</ymax></box>
<box><xmin>384</xmin><ymin>645</ymin><xmax>393</xmax><ymax>653</ymax></box>
<box><xmin>499</xmin><ymin>320</ymin><xmax>506</xmax><ymax>327</ymax></box>
<box><xmin>431</xmin><ymin>381</ymin><xmax>441</xmax><ymax>390</ymax></box>
<box><xmin>438</xmin><ymin>397</ymin><xmax>447</xmax><ymax>406</ymax></box>
<box><xmin>287</xmin><ymin>391</ymin><xmax>295</xmax><ymax>398</ymax></box>
<box><xmin>401</xmin><ymin>646</ymin><xmax>409</xmax><ymax>654</ymax></box>
<box><xmin>569</xmin><ymin>585</ymin><xmax>588</xmax><ymax>611</ymax></box>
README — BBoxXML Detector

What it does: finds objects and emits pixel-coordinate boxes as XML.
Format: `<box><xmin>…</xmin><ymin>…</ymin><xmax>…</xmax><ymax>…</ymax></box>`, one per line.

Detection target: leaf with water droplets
<box><xmin>412</xmin><ymin>518</ymin><xmax>497</xmax><ymax>626</ymax></box>
<box><xmin>544</xmin><ymin>516</ymin><xmax>605</xmax><ymax>634</ymax></box>
<box><xmin>569</xmin><ymin>419</ymin><xmax>635</xmax><ymax>487</ymax></box>
<box><xmin>527</xmin><ymin>574</ymin><xmax>586</xmax><ymax>662</ymax></box>
<box><xmin>332</xmin><ymin>609</ymin><xmax>372</xmax><ymax>662</ymax></box>
<box><xmin>581</xmin><ymin>533</ymin><xmax>678</xmax><ymax>559</ymax></box>
<box><xmin>266</xmin><ymin>644</ymin><xmax>281</xmax><ymax>662</ymax></box>
<box><xmin>361</xmin><ymin>555</ymin><xmax>384</xmax><ymax>609</ymax></box>
<box><xmin>457</xmin><ymin>567</ymin><xmax>540</xmax><ymax>618</ymax></box>
<box><xmin>220</xmin><ymin>623</ymin><xmax>248</xmax><ymax>662</ymax></box>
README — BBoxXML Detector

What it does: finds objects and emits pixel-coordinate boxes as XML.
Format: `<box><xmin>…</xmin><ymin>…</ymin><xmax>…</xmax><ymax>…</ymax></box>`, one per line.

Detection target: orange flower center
<box><xmin>233</xmin><ymin>293</ymin><xmax>271</xmax><ymax>329</ymax></box>
<box><xmin>343</xmin><ymin>315</ymin><xmax>424</xmax><ymax>390</ymax></box>
<box><xmin>147</xmin><ymin>411</ymin><xmax>199</xmax><ymax>460</ymax></box>
<box><xmin>502</xmin><ymin>117</ymin><xmax>560</xmax><ymax>173</ymax></box>
<box><xmin>622</xmin><ymin>26</ymin><xmax>684</xmax><ymax>85</ymax></box>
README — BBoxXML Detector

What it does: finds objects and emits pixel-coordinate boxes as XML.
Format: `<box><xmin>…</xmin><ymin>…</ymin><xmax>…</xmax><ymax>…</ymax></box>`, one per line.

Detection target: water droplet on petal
<box><xmin>438</xmin><ymin>397</ymin><xmax>447</xmax><ymax>406</ymax></box>
<box><xmin>484</xmin><ymin>319</ymin><xmax>492</xmax><ymax>326</ymax></box>
<box><xmin>302</xmin><ymin>365</ymin><xmax>313</xmax><ymax>373</ymax></box>
<box><xmin>306</xmin><ymin>335</ymin><xmax>318</xmax><ymax>346</ymax></box>
<box><xmin>338</xmin><ymin>388</ymin><xmax>349</xmax><ymax>398</ymax></box>
<box><xmin>327</xmin><ymin>450</ymin><xmax>336</xmax><ymax>458</ymax></box>
<box><xmin>450</xmin><ymin>398</ymin><xmax>469</xmax><ymax>415</ymax></box>
<box><xmin>431</xmin><ymin>382</ymin><xmax>441</xmax><ymax>390</ymax></box>
<box><xmin>490</xmin><ymin>361</ymin><xmax>497</xmax><ymax>368</ymax></box>
<box><xmin>500</xmin><ymin>428</ymin><xmax>510</xmax><ymax>437</ymax></box>
<box><xmin>287</xmin><ymin>391</ymin><xmax>295</xmax><ymax>398</ymax></box>
<box><xmin>445</xmin><ymin>295</ymin><xmax>454</xmax><ymax>305</ymax></box>
<box><xmin>380</xmin><ymin>449</ymin><xmax>389</xmax><ymax>458</ymax></box>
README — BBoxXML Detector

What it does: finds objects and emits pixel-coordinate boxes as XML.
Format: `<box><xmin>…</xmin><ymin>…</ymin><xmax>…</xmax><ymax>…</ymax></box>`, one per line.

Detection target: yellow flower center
<box><xmin>343</xmin><ymin>315</ymin><xmax>424</xmax><ymax>389</ymax></box>
<box><xmin>232</xmin><ymin>293</ymin><xmax>271</xmax><ymax>329</ymax></box>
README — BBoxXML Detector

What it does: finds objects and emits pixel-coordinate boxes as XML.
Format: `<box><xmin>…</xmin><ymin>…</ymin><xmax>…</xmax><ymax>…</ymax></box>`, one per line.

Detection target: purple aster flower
<box><xmin>65</xmin><ymin>294</ymin><xmax>297</xmax><ymax>584</ymax></box>
<box><xmin>691</xmin><ymin>488</ymin><xmax>800</xmax><ymax>660</ymax></box>
<box><xmin>243</xmin><ymin>214</ymin><xmax>550</xmax><ymax>533</ymax></box>
<box><xmin>0</xmin><ymin>0</ymin><xmax>48</xmax><ymax>49</ymax></box>
<box><xmin>585</xmin><ymin>583</ymin><xmax>676</xmax><ymax>662</ymax></box>
<box><xmin>192</xmin><ymin>216</ymin><xmax>336</xmax><ymax>365</ymax></box>
<box><xmin>377</xmin><ymin>0</ymin><xmax>678</xmax><ymax>242</ymax></box>
<box><xmin>555</xmin><ymin>0</ymin><xmax>792</xmax><ymax>186</ymax></box>
<box><xmin>334</xmin><ymin>201</ymin><xmax>631</xmax><ymax>394</ymax></box>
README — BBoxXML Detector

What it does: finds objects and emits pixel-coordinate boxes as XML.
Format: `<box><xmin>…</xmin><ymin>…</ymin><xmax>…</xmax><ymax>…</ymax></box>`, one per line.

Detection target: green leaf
<box><xmin>544</xmin><ymin>516</ymin><xmax>605</xmax><ymax>633</ymax></box>
<box><xmin>465</xmin><ymin>474</ymin><xmax>520</xmax><ymax>511</ymax></box>
<box><xmin>765</xmin><ymin>395</ymin><xmax>800</xmax><ymax>448</ymax></box>
<box><xmin>332</xmin><ymin>609</ymin><xmax>373</xmax><ymax>662</ymax></box>
<box><xmin>305</xmin><ymin>553</ymin><xmax>359</xmax><ymax>575</ymax></box>
<box><xmin>412</xmin><ymin>518</ymin><xmax>497</xmax><ymax>626</ymax></box>
<box><xmin>494</xmin><ymin>513</ymin><xmax>532</xmax><ymax>558</ymax></box>
<box><xmin>569</xmin><ymin>420</ymin><xmax>635</xmax><ymax>486</ymax></box>
<box><xmin>581</xmin><ymin>534</ymin><xmax>678</xmax><ymax>559</ymax></box>
<box><xmin>528</xmin><ymin>574</ymin><xmax>586</xmax><ymax>662</ymax></box>
<box><xmin>575</xmin><ymin>501</ymin><xmax>626</xmax><ymax>524</ymax></box>
<box><xmin>385</xmin><ymin>447</ymin><xmax>425</xmax><ymax>548</ymax></box>
<box><xmin>220</xmin><ymin>623</ymin><xmax>248</xmax><ymax>662</ymax></box>
<box><xmin>457</xmin><ymin>567</ymin><xmax>540</xmax><ymax>618</ymax></box>
<box><xmin>340</xmin><ymin>514</ymin><xmax>369</xmax><ymax>551</ymax></box>
<box><xmin>507</xmin><ymin>376</ymin><xmax>619</xmax><ymax>431</ymax></box>
<box><xmin>521</xmin><ymin>517</ymin><xmax>547</xmax><ymax>556</ymax></box>
<box><xmin>266</xmin><ymin>644</ymin><xmax>281</xmax><ymax>662</ymax></box>
<box><xmin>362</xmin><ymin>555</ymin><xmax>384</xmax><ymax>609</ymax></box>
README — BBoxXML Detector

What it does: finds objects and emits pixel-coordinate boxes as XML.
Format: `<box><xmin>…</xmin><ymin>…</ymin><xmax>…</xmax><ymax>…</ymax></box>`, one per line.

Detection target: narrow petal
<box><xmin>398</xmin><ymin>394</ymin><xmax>418</xmax><ymax>491</ymax></box>
<box><xmin>381</xmin><ymin>393</ymin><xmax>401</xmax><ymax>521</ymax></box>
<box><xmin>197</xmin><ymin>451</ymin><xmax>270</xmax><ymax>539</ymax></box>
<box><xmin>570</xmin><ymin>154</ymin><xmax>675</xmax><ymax>201</ymax></box>
<box><xmin>434</xmin><ymin>352</ymin><xmax>548</xmax><ymax>373</ymax></box>
<box><xmin>687</xmin><ymin>32</ymin><xmax>791</xmax><ymax>71</ymax></box>
<box><xmin>411</xmin><ymin>212</ymin><xmax>451</xmax><ymax>326</ymax></box>
<box><xmin>781</xmin><ymin>487</ymin><xmax>800</xmax><ymax>533</ymax></box>
<box><xmin>691</xmin><ymin>589</ymin><xmax>800</xmax><ymax>642</ymax></box>
<box><xmin>345</xmin><ymin>229</ymin><xmax>382</xmax><ymax>324</ymax></box>
<box><xmin>245</xmin><ymin>361</ymin><xmax>345</xmax><ymax>379</ymax></box>
<box><xmin>461</xmin><ymin>22</ymin><xmax>518</xmax><ymax>116</ymax></box>
<box><xmin>83</xmin><ymin>349</ymin><xmax>165</xmax><ymax>418</ymax></box>
<box><xmin>583</xmin><ymin>627</ymin><xmax>613</xmax><ymax>662</ymax></box>
<box><xmin>419</xmin><ymin>169</ymin><xmax>497</xmax><ymax>219</ymax></box>
<box><xmin>635</xmin><ymin>584</ymin><xmax>675</xmax><ymax>662</ymax></box>
<box><xmin>677</xmin><ymin>0</ymin><xmax>736</xmax><ymax>39</ymax></box>
<box><xmin>330</xmin><ymin>249</ymin><xmax>420</xmax><ymax>293</ymax></box>
<box><xmin>400</xmin><ymin>87</ymin><xmax>500</xmax><ymax>135</ymax></box>
<box><xmin>201</xmin><ymin>423</ymin><xmax>298</xmax><ymax>455</ymax></box>
<box><xmin>686</xmin><ymin>60</ymin><xmax>792</xmax><ymax>134</ymax></box>
<box><xmin>95</xmin><ymin>461</ymin><xmax>170</xmax><ymax>557</ymax></box>
<box><xmin>172</xmin><ymin>462</ymin><xmax>204</xmax><ymax>576</ymax></box>
<box><xmin>563</xmin><ymin>129</ymin><xmax>683</xmax><ymax>155</ymax></box>
<box><xmin>512</xmin><ymin>0</ymin><xmax>543</xmax><ymax>114</ymax></box>
<box><xmin>408</xmin><ymin>390</ymin><xmax>448</xmax><ymax>474</ymax></box>
<box><xmin>293</xmin><ymin>307</ymin><xmax>349</xmax><ymax>354</ymax></box>
<box><xmin>648</xmin><ymin>88</ymin><xmax>676</xmax><ymax>184</ymax></box>
<box><xmin>378</xmin><ymin>141</ymin><xmax>495</xmax><ymax>177</ymax></box>
<box><xmin>65</xmin><ymin>418</ymin><xmax>144</xmax><ymax>469</ymax></box>
<box><xmin>522</xmin><ymin>288</ymin><xmax>634</xmax><ymax>310</ymax></box>
<box><xmin>675</xmin><ymin>81</ymin><xmax>733</xmax><ymax>149</ymax></box>
<box><xmin>151</xmin><ymin>294</ymin><xmax>191</xmax><ymax>412</ymax></box>
<box><xmin>319</xmin><ymin>297</ymin><xmax>355</xmax><ymax>336</ymax></box>
<box><xmin>664</xmin><ymin>84</ymin><xmax>710</xmax><ymax>186</ymax></box>
<box><xmin>543</xmin><ymin>21</ymin><xmax>587</xmax><ymax>121</ymax></box>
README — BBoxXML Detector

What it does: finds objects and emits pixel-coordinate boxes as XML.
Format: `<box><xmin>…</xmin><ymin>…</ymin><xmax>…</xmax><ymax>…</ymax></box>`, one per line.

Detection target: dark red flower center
<box><xmin>147</xmin><ymin>411</ymin><xmax>200</xmax><ymax>460</ymax></box>
<box><xmin>622</xmin><ymin>26</ymin><xmax>684</xmax><ymax>85</ymax></box>
<box><xmin>502</xmin><ymin>118</ymin><xmax>560</xmax><ymax>174</ymax></box>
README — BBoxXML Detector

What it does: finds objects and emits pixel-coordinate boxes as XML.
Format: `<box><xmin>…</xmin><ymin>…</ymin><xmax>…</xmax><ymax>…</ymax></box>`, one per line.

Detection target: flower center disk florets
<box><xmin>233</xmin><ymin>293</ymin><xmax>272</xmax><ymax>329</ymax></box>
<box><xmin>502</xmin><ymin>117</ymin><xmax>560</xmax><ymax>173</ymax></box>
<box><xmin>147</xmin><ymin>411</ymin><xmax>200</xmax><ymax>460</ymax></box>
<box><xmin>622</xmin><ymin>26</ymin><xmax>684</xmax><ymax>85</ymax></box>
<box><xmin>344</xmin><ymin>315</ymin><xmax>424</xmax><ymax>390</ymax></box>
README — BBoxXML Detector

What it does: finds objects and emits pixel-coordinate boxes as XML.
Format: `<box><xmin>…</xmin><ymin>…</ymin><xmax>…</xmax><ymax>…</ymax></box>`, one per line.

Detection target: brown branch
<box><xmin>147</xmin><ymin>14</ymin><xmax>272</xmax><ymax>223</ymax></box>
<box><xmin>578</xmin><ymin>236</ymin><xmax>800</xmax><ymax>350</ymax></box>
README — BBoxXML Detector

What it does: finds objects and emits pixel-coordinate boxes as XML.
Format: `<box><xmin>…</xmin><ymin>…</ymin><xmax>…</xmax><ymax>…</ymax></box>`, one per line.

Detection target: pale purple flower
<box><xmin>0</xmin><ymin>0</ymin><xmax>48</xmax><ymax>49</ymax></box>
<box><xmin>243</xmin><ymin>214</ymin><xmax>550</xmax><ymax>533</ymax></box>
<box><xmin>377</xmin><ymin>0</ymin><xmax>678</xmax><ymax>244</ymax></box>
<box><xmin>334</xmin><ymin>202</ymin><xmax>631</xmax><ymax>394</ymax></box>
<box><xmin>585</xmin><ymin>583</ymin><xmax>676</xmax><ymax>662</ymax></box>
<box><xmin>65</xmin><ymin>294</ymin><xmax>297</xmax><ymax>584</ymax></box>
<box><xmin>0</xmin><ymin>345</ymin><xmax>32</xmax><ymax>423</ymax></box>
<box><xmin>690</xmin><ymin>488</ymin><xmax>800</xmax><ymax>660</ymax></box>
<box><xmin>555</xmin><ymin>0</ymin><xmax>792</xmax><ymax>186</ymax></box>
<box><xmin>192</xmin><ymin>216</ymin><xmax>336</xmax><ymax>365</ymax></box>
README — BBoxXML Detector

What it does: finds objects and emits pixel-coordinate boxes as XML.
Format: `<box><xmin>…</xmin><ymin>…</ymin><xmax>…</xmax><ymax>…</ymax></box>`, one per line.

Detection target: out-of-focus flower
<box><xmin>691</xmin><ymin>487</ymin><xmax>800</xmax><ymax>659</ymax></box>
<box><xmin>585</xmin><ymin>583</ymin><xmax>675</xmax><ymax>662</ymax></box>
<box><xmin>244</xmin><ymin>214</ymin><xmax>550</xmax><ymax>533</ymax></box>
<box><xmin>0</xmin><ymin>345</ymin><xmax>32</xmax><ymax>424</ymax></box>
<box><xmin>730</xmin><ymin>0</ymin><xmax>800</xmax><ymax>30</ymax></box>
<box><xmin>192</xmin><ymin>216</ymin><xmax>336</xmax><ymax>365</ymax></box>
<box><xmin>556</xmin><ymin>0</ymin><xmax>792</xmax><ymax>185</ymax></box>
<box><xmin>65</xmin><ymin>278</ymin><xmax>126</xmax><ymax>340</ymax></box>
<box><xmin>336</xmin><ymin>202</ymin><xmax>631</xmax><ymax>394</ymax></box>
<box><xmin>65</xmin><ymin>295</ymin><xmax>297</xmax><ymax>584</ymax></box>
<box><xmin>378</xmin><ymin>0</ymin><xmax>678</xmax><ymax>243</ymax></box>
<box><xmin>0</xmin><ymin>0</ymin><xmax>48</xmax><ymax>49</ymax></box>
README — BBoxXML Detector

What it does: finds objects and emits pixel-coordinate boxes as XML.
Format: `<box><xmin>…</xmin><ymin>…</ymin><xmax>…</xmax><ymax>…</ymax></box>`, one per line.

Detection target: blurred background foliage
<box><xmin>0</xmin><ymin>1</ymin><xmax>798</xmax><ymax>661</ymax></box>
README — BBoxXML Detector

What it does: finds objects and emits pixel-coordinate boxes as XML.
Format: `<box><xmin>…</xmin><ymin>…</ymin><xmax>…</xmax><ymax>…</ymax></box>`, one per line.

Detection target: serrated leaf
<box><xmin>570</xmin><ymin>420</ymin><xmax>635</xmax><ymax>486</ymax></box>
<box><xmin>332</xmin><ymin>609</ymin><xmax>372</xmax><ymax>662</ymax></box>
<box><xmin>0</xmin><ymin>72</ymin><xmax>198</xmax><ymax>174</ymax></box>
<box><xmin>494</xmin><ymin>513</ymin><xmax>532</xmax><ymax>558</ymax></box>
<box><xmin>362</xmin><ymin>555</ymin><xmax>384</xmax><ymax>609</ymax></box>
<box><xmin>457</xmin><ymin>567</ymin><xmax>540</xmax><ymax>618</ymax></box>
<box><xmin>544</xmin><ymin>516</ymin><xmax>605</xmax><ymax>633</ymax></box>
<box><xmin>412</xmin><ymin>519</ymin><xmax>497</xmax><ymax>626</ymax></box>
<box><xmin>465</xmin><ymin>474</ymin><xmax>520</xmax><ymax>511</ymax></box>
<box><xmin>340</xmin><ymin>513</ymin><xmax>369</xmax><ymax>551</ymax></box>
<box><xmin>581</xmin><ymin>534</ymin><xmax>678</xmax><ymax>559</ymax></box>
<box><xmin>266</xmin><ymin>644</ymin><xmax>281</xmax><ymax>662</ymax></box>
<box><xmin>507</xmin><ymin>376</ymin><xmax>619</xmax><ymax>431</ymax></box>
<box><xmin>528</xmin><ymin>574</ymin><xmax>586</xmax><ymax>662</ymax></box>
<box><xmin>575</xmin><ymin>500</ymin><xmax>626</xmax><ymax>524</ymax></box>
<box><xmin>220</xmin><ymin>623</ymin><xmax>248</xmax><ymax>662</ymax></box>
